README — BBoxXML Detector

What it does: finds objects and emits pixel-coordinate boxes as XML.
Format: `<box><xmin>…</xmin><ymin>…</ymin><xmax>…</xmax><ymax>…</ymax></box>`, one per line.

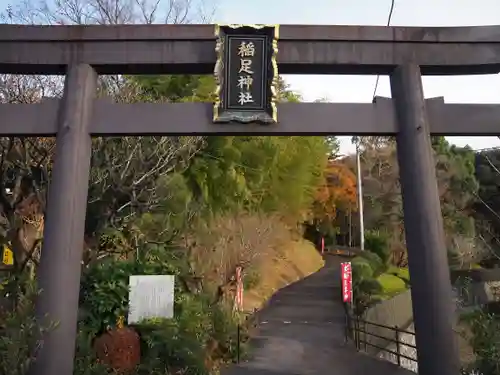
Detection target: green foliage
<box><xmin>131</xmin><ymin>75</ymin><xmax>216</xmax><ymax>103</ymax></box>
<box><xmin>387</xmin><ymin>266</ymin><xmax>410</xmax><ymax>283</ymax></box>
<box><xmin>351</xmin><ymin>255</ymin><xmax>382</xmax><ymax>314</ymax></box>
<box><xmin>243</xmin><ymin>267</ymin><xmax>260</xmax><ymax>290</ymax></box>
<box><xmin>460</xmin><ymin>308</ymin><xmax>500</xmax><ymax>375</ymax></box>
<box><xmin>79</xmin><ymin>240</ymin><xmax>243</xmax><ymax>375</ymax></box>
<box><xmin>376</xmin><ymin>273</ymin><xmax>406</xmax><ymax>295</ymax></box>
<box><xmin>342</xmin><ymin>136</ymin><xmax>479</xmax><ymax>268</ymax></box>
<box><xmin>365</xmin><ymin>230</ymin><xmax>391</xmax><ymax>265</ymax></box>
<box><xmin>136</xmin><ymin>299</ymin><xmax>211</xmax><ymax>375</ymax></box>
<box><xmin>185</xmin><ymin>136</ymin><xmax>329</xmax><ymax>221</ymax></box>
<box><xmin>210</xmin><ymin>302</ymin><xmax>241</xmax><ymax>360</ymax></box>
<box><xmin>432</xmin><ymin>137</ymin><xmax>478</xmax><ymax>237</ymax></box>
<box><xmin>79</xmin><ymin>244</ymin><xmax>186</xmax><ymax>334</ymax></box>
<box><xmin>475</xmin><ymin>149</ymin><xmax>500</xmax><ymax>267</ymax></box>
<box><xmin>135</xmin><ymin>295</ymin><xmax>241</xmax><ymax>375</ymax></box>
<box><xmin>73</xmin><ymin>325</ymin><xmax>110</xmax><ymax>375</ymax></box>
<box><xmin>351</xmin><ymin>252</ymin><xmax>409</xmax><ymax>314</ymax></box>
<box><xmin>358</xmin><ymin>251</ymin><xmax>386</xmax><ymax>277</ymax></box>
<box><xmin>124</xmin><ymin>74</ymin><xmax>332</xmax><ymax>225</ymax></box>
<box><xmin>358</xmin><ymin>278</ymin><xmax>383</xmax><ymax>296</ymax></box>
<box><xmin>0</xmin><ymin>279</ymin><xmax>56</xmax><ymax>375</ymax></box>
<box><xmin>0</xmin><ymin>71</ymin><xmax>337</xmax><ymax>374</ymax></box>
<box><xmin>351</xmin><ymin>257</ymin><xmax>374</xmax><ymax>280</ymax></box>
<box><xmin>85</xmin><ymin>135</ymin><xmax>203</xmax><ymax>249</ymax></box>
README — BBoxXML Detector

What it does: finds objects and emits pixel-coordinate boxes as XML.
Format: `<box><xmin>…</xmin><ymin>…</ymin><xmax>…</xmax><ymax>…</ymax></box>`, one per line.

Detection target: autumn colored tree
<box><xmin>313</xmin><ymin>161</ymin><xmax>357</xmax><ymax>220</ymax></box>
<box><xmin>306</xmin><ymin>160</ymin><xmax>357</xmax><ymax>243</ymax></box>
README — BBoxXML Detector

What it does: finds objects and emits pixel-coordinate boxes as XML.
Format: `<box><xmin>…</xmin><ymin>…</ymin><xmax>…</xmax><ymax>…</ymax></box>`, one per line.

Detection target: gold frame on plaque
<box><xmin>213</xmin><ymin>24</ymin><xmax>279</xmax><ymax>124</ymax></box>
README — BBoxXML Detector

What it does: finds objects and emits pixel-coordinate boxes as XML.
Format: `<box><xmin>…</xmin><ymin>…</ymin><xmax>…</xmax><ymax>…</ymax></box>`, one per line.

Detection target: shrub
<box><xmin>460</xmin><ymin>308</ymin><xmax>500</xmax><ymax>375</ymax></box>
<box><xmin>0</xmin><ymin>276</ymin><xmax>112</xmax><ymax>375</ymax></box>
<box><xmin>358</xmin><ymin>278</ymin><xmax>383</xmax><ymax>296</ymax></box>
<box><xmin>188</xmin><ymin>214</ymin><xmax>291</xmax><ymax>291</ymax></box>
<box><xmin>136</xmin><ymin>318</ymin><xmax>206</xmax><ymax>375</ymax></box>
<box><xmin>79</xmin><ymin>244</ymin><xmax>185</xmax><ymax>334</ymax></box>
<box><xmin>135</xmin><ymin>294</ymin><xmax>240</xmax><ymax>375</ymax></box>
<box><xmin>352</xmin><ymin>257</ymin><xmax>374</xmax><ymax>281</ymax></box>
<box><xmin>73</xmin><ymin>326</ymin><xmax>110</xmax><ymax>375</ymax></box>
<box><xmin>365</xmin><ymin>230</ymin><xmax>391</xmax><ymax>265</ymax></box>
<box><xmin>396</xmin><ymin>267</ymin><xmax>410</xmax><ymax>282</ymax></box>
<box><xmin>386</xmin><ymin>266</ymin><xmax>410</xmax><ymax>285</ymax></box>
<box><xmin>243</xmin><ymin>266</ymin><xmax>260</xmax><ymax>290</ymax></box>
<box><xmin>0</xmin><ymin>279</ymin><xmax>57</xmax><ymax>375</ymax></box>
<box><xmin>351</xmin><ymin>278</ymin><xmax>383</xmax><ymax>315</ymax></box>
<box><xmin>350</xmin><ymin>256</ymin><xmax>384</xmax><ymax>314</ymax></box>
<box><xmin>376</xmin><ymin>274</ymin><xmax>406</xmax><ymax>295</ymax></box>
<box><xmin>358</xmin><ymin>251</ymin><xmax>386</xmax><ymax>276</ymax></box>
<box><xmin>79</xmin><ymin>236</ymin><xmax>245</xmax><ymax>374</ymax></box>
<box><xmin>448</xmin><ymin>236</ymin><xmax>489</xmax><ymax>271</ymax></box>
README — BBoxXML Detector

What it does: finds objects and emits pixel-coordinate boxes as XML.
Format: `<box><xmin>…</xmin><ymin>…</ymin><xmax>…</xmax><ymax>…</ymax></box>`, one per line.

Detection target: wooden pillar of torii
<box><xmin>30</xmin><ymin>64</ymin><xmax>97</xmax><ymax>375</ymax></box>
<box><xmin>391</xmin><ymin>65</ymin><xmax>460</xmax><ymax>375</ymax></box>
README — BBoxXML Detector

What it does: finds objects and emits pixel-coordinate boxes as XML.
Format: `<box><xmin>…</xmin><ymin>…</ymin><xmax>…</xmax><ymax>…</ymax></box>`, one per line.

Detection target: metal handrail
<box><xmin>355</xmin><ymin>318</ymin><xmax>416</xmax><ymax>336</ymax></box>
<box><xmin>346</xmin><ymin>312</ymin><xmax>417</xmax><ymax>368</ymax></box>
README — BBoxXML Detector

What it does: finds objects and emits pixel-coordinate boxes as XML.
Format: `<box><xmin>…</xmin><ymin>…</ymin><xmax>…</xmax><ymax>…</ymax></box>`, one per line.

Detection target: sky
<box><xmin>216</xmin><ymin>0</ymin><xmax>500</xmax><ymax>154</ymax></box>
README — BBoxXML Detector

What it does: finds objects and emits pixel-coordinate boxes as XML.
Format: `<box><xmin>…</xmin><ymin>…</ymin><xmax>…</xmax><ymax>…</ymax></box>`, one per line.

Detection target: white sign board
<box><xmin>128</xmin><ymin>275</ymin><xmax>175</xmax><ymax>324</ymax></box>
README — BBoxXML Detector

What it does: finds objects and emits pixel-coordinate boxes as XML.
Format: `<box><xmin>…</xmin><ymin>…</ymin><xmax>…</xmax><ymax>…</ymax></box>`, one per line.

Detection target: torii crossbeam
<box><xmin>1</xmin><ymin>96</ymin><xmax>500</xmax><ymax>136</ymax></box>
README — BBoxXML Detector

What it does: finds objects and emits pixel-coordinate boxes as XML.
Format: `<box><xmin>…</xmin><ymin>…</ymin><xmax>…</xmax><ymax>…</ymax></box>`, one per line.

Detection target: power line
<box><xmin>371</xmin><ymin>0</ymin><xmax>396</xmax><ymax>102</ymax></box>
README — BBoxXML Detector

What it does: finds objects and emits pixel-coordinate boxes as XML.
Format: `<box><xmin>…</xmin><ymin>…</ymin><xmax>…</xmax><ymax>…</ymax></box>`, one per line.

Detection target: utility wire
<box><xmin>371</xmin><ymin>0</ymin><xmax>396</xmax><ymax>102</ymax></box>
<box><xmin>353</xmin><ymin>0</ymin><xmax>396</xmax><ymax>250</ymax></box>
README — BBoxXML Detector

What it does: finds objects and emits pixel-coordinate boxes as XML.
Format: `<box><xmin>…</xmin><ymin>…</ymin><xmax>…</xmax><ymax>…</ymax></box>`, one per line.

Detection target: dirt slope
<box><xmin>243</xmin><ymin>239</ymin><xmax>324</xmax><ymax>312</ymax></box>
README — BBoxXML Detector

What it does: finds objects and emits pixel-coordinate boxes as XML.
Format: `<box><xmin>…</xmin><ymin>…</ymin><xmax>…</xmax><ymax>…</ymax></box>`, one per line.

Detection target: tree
<box><xmin>474</xmin><ymin>149</ymin><xmax>500</xmax><ymax>266</ymax></box>
<box><xmin>339</xmin><ymin>136</ymin><xmax>479</xmax><ymax>267</ymax></box>
<box><xmin>185</xmin><ymin>136</ymin><xmax>331</xmax><ymax>223</ymax></box>
<box><xmin>310</xmin><ymin>160</ymin><xmax>357</xmax><ymax>238</ymax></box>
<box><xmin>0</xmin><ymin>2</ymin><xmax>341</xmax><ymax>373</ymax></box>
<box><xmin>432</xmin><ymin>137</ymin><xmax>477</xmax><ymax>237</ymax></box>
<box><xmin>0</xmin><ymin>0</ymin><xmax>217</xmax><ymax>267</ymax></box>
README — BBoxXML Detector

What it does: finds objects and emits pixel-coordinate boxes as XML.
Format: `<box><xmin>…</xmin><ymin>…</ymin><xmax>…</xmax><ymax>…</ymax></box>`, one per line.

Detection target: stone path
<box><xmin>223</xmin><ymin>255</ymin><xmax>414</xmax><ymax>375</ymax></box>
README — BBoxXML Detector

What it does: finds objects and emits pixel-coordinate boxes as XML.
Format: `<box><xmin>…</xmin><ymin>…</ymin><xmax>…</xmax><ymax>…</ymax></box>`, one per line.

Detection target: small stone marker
<box><xmin>128</xmin><ymin>275</ymin><xmax>175</xmax><ymax>324</ymax></box>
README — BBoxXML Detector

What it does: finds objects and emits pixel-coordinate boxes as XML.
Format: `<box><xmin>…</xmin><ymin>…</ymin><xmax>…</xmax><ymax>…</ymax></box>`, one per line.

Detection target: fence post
<box><xmin>344</xmin><ymin>313</ymin><xmax>349</xmax><ymax>344</ymax></box>
<box><xmin>355</xmin><ymin>316</ymin><xmax>360</xmax><ymax>350</ymax></box>
<box><xmin>395</xmin><ymin>325</ymin><xmax>401</xmax><ymax>367</ymax></box>
<box><xmin>362</xmin><ymin>320</ymin><xmax>366</xmax><ymax>351</ymax></box>
<box><xmin>353</xmin><ymin>316</ymin><xmax>357</xmax><ymax>349</ymax></box>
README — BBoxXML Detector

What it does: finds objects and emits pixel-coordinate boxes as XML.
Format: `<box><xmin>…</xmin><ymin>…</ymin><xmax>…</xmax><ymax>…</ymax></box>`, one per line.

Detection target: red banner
<box><xmin>321</xmin><ymin>237</ymin><xmax>325</xmax><ymax>254</ymax></box>
<box><xmin>340</xmin><ymin>262</ymin><xmax>352</xmax><ymax>303</ymax></box>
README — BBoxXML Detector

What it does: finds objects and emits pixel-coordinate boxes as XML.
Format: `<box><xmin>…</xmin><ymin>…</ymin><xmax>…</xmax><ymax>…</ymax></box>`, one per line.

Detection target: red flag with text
<box><xmin>340</xmin><ymin>262</ymin><xmax>352</xmax><ymax>303</ymax></box>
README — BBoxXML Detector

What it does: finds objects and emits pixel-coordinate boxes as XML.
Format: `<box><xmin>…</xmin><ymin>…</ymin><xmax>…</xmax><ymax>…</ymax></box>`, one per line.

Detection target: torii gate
<box><xmin>2</xmin><ymin>23</ymin><xmax>500</xmax><ymax>375</ymax></box>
